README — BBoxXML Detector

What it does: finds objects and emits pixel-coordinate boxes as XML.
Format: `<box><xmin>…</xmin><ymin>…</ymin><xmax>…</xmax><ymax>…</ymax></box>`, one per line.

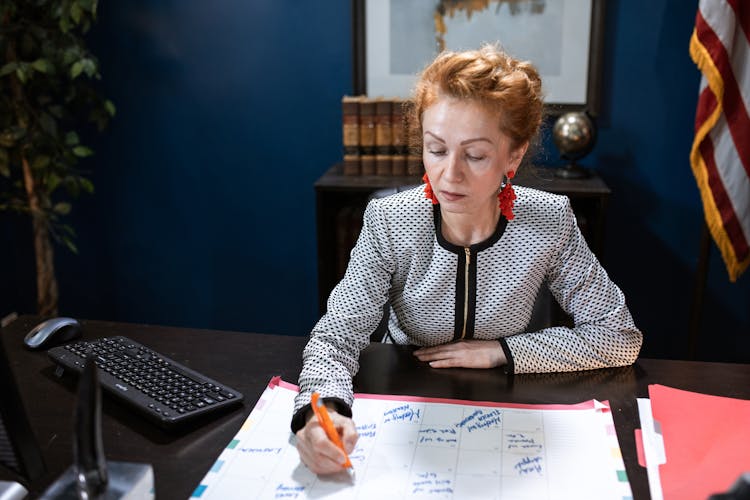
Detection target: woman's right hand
<box><xmin>295</xmin><ymin>408</ymin><xmax>358</xmax><ymax>475</ymax></box>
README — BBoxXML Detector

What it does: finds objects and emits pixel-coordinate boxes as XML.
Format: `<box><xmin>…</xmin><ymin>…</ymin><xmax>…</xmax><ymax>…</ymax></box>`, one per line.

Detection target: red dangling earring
<box><xmin>498</xmin><ymin>171</ymin><xmax>517</xmax><ymax>220</ymax></box>
<box><xmin>422</xmin><ymin>173</ymin><xmax>438</xmax><ymax>205</ymax></box>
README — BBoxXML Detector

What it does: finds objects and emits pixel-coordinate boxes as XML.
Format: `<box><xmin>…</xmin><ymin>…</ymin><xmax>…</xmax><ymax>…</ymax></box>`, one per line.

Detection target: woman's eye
<box><xmin>466</xmin><ymin>154</ymin><xmax>485</xmax><ymax>162</ymax></box>
<box><xmin>428</xmin><ymin>150</ymin><xmax>447</xmax><ymax>156</ymax></box>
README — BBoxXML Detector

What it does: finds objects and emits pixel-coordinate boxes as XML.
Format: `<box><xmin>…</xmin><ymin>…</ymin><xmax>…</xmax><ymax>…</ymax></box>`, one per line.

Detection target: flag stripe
<box><xmin>699</xmin><ymin>136</ymin><xmax>749</xmax><ymax>261</ymax></box>
<box><xmin>695</xmin><ymin>9</ymin><xmax>750</xmax><ymax>179</ymax></box>
<box><xmin>726</xmin><ymin>0</ymin><xmax>750</xmax><ymax>45</ymax></box>
<box><xmin>699</xmin><ymin>6</ymin><xmax>750</xmax><ymax>121</ymax></box>
<box><xmin>695</xmin><ymin>84</ymin><xmax>718</xmax><ymax>131</ymax></box>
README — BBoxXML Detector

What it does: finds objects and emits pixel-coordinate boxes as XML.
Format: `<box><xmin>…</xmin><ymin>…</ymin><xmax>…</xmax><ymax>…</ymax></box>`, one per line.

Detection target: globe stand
<box><xmin>552</xmin><ymin>111</ymin><xmax>596</xmax><ymax>181</ymax></box>
<box><xmin>554</xmin><ymin>161</ymin><xmax>590</xmax><ymax>179</ymax></box>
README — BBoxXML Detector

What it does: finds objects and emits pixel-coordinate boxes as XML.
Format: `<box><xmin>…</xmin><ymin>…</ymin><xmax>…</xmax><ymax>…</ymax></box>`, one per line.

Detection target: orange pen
<box><xmin>311</xmin><ymin>392</ymin><xmax>353</xmax><ymax>471</ymax></box>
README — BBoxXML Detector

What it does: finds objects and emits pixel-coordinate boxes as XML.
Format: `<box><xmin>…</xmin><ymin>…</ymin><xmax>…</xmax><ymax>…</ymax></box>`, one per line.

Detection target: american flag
<box><xmin>689</xmin><ymin>0</ymin><xmax>750</xmax><ymax>281</ymax></box>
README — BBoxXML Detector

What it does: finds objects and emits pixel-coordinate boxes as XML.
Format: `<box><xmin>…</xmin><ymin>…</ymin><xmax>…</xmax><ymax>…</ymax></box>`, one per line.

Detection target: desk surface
<box><xmin>3</xmin><ymin>316</ymin><xmax>750</xmax><ymax>499</ymax></box>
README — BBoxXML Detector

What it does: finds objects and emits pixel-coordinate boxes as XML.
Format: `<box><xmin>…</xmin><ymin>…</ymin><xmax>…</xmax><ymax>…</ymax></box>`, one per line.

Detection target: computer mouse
<box><xmin>23</xmin><ymin>317</ymin><xmax>82</xmax><ymax>350</ymax></box>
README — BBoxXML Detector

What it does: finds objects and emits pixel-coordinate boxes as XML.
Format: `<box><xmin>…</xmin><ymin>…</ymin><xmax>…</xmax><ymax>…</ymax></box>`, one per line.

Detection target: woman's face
<box><xmin>422</xmin><ymin>97</ymin><xmax>526</xmax><ymax>217</ymax></box>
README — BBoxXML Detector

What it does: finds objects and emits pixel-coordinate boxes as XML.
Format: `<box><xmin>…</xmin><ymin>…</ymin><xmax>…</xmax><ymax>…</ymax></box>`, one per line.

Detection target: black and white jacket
<box><xmin>291</xmin><ymin>185</ymin><xmax>642</xmax><ymax>430</ymax></box>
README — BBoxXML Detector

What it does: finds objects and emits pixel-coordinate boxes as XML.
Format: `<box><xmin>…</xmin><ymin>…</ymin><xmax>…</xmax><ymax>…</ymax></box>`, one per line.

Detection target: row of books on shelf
<box><xmin>341</xmin><ymin>95</ymin><xmax>423</xmax><ymax>176</ymax></box>
<box><xmin>343</xmin><ymin>153</ymin><xmax>424</xmax><ymax>177</ymax></box>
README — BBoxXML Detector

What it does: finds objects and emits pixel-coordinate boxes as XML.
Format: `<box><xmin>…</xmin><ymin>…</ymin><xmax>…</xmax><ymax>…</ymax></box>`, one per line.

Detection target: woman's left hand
<box><xmin>413</xmin><ymin>340</ymin><xmax>507</xmax><ymax>368</ymax></box>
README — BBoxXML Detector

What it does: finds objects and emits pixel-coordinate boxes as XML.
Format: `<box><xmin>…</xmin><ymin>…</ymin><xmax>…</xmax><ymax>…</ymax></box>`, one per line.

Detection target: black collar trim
<box><xmin>433</xmin><ymin>204</ymin><xmax>508</xmax><ymax>254</ymax></box>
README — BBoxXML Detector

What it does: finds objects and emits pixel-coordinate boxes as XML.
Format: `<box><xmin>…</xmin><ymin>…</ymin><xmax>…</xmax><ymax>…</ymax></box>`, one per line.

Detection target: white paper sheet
<box><xmin>636</xmin><ymin>398</ymin><xmax>665</xmax><ymax>500</ymax></box>
<box><xmin>191</xmin><ymin>378</ymin><xmax>632</xmax><ymax>500</ymax></box>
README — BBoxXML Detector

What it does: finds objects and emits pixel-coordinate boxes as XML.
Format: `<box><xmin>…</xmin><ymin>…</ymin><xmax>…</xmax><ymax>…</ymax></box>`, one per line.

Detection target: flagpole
<box><xmin>687</xmin><ymin>221</ymin><xmax>712</xmax><ymax>359</ymax></box>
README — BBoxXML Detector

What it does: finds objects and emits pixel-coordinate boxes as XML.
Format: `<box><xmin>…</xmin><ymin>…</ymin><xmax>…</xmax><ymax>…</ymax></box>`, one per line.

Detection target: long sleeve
<box><xmin>503</xmin><ymin>199</ymin><xmax>643</xmax><ymax>373</ymax></box>
<box><xmin>293</xmin><ymin>200</ymin><xmax>395</xmax><ymax>416</ymax></box>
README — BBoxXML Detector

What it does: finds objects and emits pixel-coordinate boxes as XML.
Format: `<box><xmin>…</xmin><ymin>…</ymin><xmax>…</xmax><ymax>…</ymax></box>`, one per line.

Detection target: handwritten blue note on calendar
<box><xmin>191</xmin><ymin>377</ymin><xmax>632</xmax><ymax>500</ymax></box>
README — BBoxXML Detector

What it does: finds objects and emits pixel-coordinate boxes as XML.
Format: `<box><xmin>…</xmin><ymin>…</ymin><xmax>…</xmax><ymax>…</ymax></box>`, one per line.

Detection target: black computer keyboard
<box><xmin>47</xmin><ymin>336</ymin><xmax>244</xmax><ymax>429</ymax></box>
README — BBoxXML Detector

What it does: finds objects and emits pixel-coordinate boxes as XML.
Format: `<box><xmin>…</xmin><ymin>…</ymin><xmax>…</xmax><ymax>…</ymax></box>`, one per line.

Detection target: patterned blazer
<box><xmin>291</xmin><ymin>185</ymin><xmax>642</xmax><ymax>431</ymax></box>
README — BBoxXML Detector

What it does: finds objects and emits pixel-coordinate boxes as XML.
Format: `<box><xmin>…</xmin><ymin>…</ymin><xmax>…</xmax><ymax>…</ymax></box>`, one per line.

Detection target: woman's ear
<box><xmin>509</xmin><ymin>142</ymin><xmax>529</xmax><ymax>170</ymax></box>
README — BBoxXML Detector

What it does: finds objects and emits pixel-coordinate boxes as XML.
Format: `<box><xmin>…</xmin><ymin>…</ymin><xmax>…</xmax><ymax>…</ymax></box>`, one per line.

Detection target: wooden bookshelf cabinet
<box><xmin>314</xmin><ymin>163</ymin><xmax>611</xmax><ymax>316</ymax></box>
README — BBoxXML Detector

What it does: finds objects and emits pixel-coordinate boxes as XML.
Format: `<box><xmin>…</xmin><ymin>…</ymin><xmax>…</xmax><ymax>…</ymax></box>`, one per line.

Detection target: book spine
<box><xmin>375</xmin><ymin>98</ymin><xmax>392</xmax><ymax>156</ymax></box>
<box><xmin>359</xmin><ymin>98</ymin><xmax>376</xmax><ymax>155</ymax></box>
<box><xmin>361</xmin><ymin>154</ymin><xmax>375</xmax><ymax>176</ymax></box>
<box><xmin>391</xmin><ymin>99</ymin><xmax>407</xmax><ymax>155</ymax></box>
<box><xmin>342</xmin><ymin>96</ymin><xmax>360</xmax><ymax>156</ymax></box>
<box><xmin>375</xmin><ymin>153</ymin><xmax>391</xmax><ymax>176</ymax></box>
<box><xmin>391</xmin><ymin>154</ymin><xmax>407</xmax><ymax>176</ymax></box>
<box><xmin>343</xmin><ymin>153</ymin><xmax>360</xmax><ymax>176</ymax></box>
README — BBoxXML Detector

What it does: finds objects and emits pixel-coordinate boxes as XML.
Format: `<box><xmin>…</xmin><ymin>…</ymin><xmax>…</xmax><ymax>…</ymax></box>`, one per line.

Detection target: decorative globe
<box><xmin>552</xmin><ymin>112</ymin><xmax>596</xmax><ymax>162</ymax></box>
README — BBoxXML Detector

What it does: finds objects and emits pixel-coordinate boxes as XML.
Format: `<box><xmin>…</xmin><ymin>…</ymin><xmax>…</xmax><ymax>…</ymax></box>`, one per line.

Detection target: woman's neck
<box><xmin>440</xmin><ymin>206</ymin><xmax>500</xmax><ymax>247</ymax></box>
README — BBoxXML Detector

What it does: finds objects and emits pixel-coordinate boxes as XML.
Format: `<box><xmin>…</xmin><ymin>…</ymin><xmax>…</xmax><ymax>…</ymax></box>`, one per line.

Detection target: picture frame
<box><xmin>352</xmin><ymin>0</ymin><xmax>606</xmax><ymax>116</ymax></box>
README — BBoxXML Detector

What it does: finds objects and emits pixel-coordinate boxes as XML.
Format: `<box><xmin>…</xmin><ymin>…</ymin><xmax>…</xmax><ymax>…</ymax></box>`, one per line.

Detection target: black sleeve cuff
<box><xmin>290</xmin><ymin>397</ymin><xmax>353</xmax><ymax>433</ymax></box>
<box><xmin>498</xmin><ymin>338</ymin><xmax>515</xmax><ymax>375</ymax></box>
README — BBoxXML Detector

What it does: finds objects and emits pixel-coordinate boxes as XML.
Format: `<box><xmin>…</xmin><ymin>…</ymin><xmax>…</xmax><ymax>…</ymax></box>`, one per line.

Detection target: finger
<box><xmin>310</xmin><ymin>428</ymin><xmax>348</xmax><ymax>463</ymax></box>
<box><xmin>300</xmin><ymin>439</ymin><xmax>349</xmax><ymax>474</ymax></box>
<box><xmin>414</xmin><ymin>347</ymin><xmax>455</xmax><ymax>361</ymax></box>
<box><xmin>302</xmin><ymin>450</ymin><xmax>348</xmax><ymax>475</ymax></box>
<box><xmin>428</xmin><ymin>358</ymin><xmax>462</xmax><ymax>368</ymax></box>
<box><xmin>415</xmin><ymin>344</ymin><xmax>453</xmax><ymax>354</ymax></box>
<box><xmin>336</xmin><ymin>419</ymin><xmax>359</xmax><ymax>453</ymax></box>
<box><xmin>296</xmin><ymin>422</ymin><xmax>352</xmax><ymax>474</ymax></box>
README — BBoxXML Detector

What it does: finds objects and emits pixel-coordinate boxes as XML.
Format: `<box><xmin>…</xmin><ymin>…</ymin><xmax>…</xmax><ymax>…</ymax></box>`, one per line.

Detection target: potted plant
<box><xmin>0</xmin><ymin>0</ymin><xmax>114</xmax><ymax>315</ymax></box>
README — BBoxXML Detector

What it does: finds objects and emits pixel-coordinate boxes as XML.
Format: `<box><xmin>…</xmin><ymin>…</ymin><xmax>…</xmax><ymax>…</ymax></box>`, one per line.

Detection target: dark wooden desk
<box><xmin>3</xmin><ymin>316</ymin><xmax>750</xmax><ymax>499</ymax></box>
<box><xmin>1</xmin><ymin>316</ymin><xmax>308</xmax><ymax>500</ymax></box>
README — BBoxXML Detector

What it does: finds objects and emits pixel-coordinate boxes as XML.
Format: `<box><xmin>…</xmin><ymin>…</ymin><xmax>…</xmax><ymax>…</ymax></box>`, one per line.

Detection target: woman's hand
<box><xmin>413</xmin><ymin>340</ymin><xmax>507</xmax><ymax>368</ymax></box>
<box><xmin>295</xmin><ymin>407</ymin><xmax>358</xmax><ymax>475</ymax></box>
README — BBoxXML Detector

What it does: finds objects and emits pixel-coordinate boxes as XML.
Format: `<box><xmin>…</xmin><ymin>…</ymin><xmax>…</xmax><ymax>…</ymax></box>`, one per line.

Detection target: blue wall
<box><xmin>2</xmin><ymin>1</ymin><xmax>749</xmax><ymax>360</ymax></box>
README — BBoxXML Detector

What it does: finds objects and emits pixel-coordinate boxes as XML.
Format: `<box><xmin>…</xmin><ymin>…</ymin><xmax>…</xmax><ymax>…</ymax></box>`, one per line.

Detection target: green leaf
<box><xmin>65</xmin><ymin>131</ymin><xmax>80</xmax><ymax>145</ymax></box>
<box><xmin>15</xmin><ymin>67</ymin><xmax>27</xmax><ymax>83</ymax></box>
<box><xmin>61</xmin><ymin>234</ymin><xmax>78</xmax><ymax>253</ymax></box>
<box><xmin>53</xmin><ymin>202</ymin><xmax>71</xmax><ymax>215</ymax></box>
<box><xmin>32</xmin><ymin>155</ymin><xmax>51</xmax><ymax>170</ymax></box>
<box><xmin>31</xmin><ymin>59</ymin><xmax>54</xmax><ymax>74</ymax></box>
<box><xmin>79</xmin><ymin>0</ymin><xmax>95</xmax><ymax>12</ymax></box>
<box><xmin>72</xmin><ymin>145</ymin><xmax>93</xmax><ymax>157</ymax></box>
<box><xmin>79</xmin><ymin>177</ymin><xmax>94</xmax><ymax>194</ymax></box>
<box><xmin>63</xmin><ymin>47</ymin><xmax>79</xmax><ymax>66</ymax></box>
<box><xmin>70</xmin><ymin>60</ymin><xmax>84</xmax><ymax>79</ymax></box>
<box><xmin>81</xmin><ymin>58</ymin><xmax>97</xmax><ymax>77</ymax></box>
<box><xmin>47</xmin><ymin>173</ymin><xmax>62</xmax><ymax>191</ymax></box>
<box><xmin>63</xmin><ymin>176</ymin><xmax>80</xmax><ymax>197</ymax></box>
<box><xmin>104</xmin><ymin>99</ymin><xmax>116</xmax><ymax>116</ymax></box>
<box><xmin>70</xmin><ymin>2</ymin><xmax>82</xmax><ymax>24</ymax></box>
<box><xmin>39</xmin><ymin>112</ymin><xmax>57</xmax><ymax>137</ymax></box>
<box><xmin>0</xmin><ymin>63</ymin><xmax>18</xmax><ymax>77</ymax></box>
<box><xmin>59</xmin><ymin>15</ymin><xmax>72</xmax><ymax>33</ymax></box>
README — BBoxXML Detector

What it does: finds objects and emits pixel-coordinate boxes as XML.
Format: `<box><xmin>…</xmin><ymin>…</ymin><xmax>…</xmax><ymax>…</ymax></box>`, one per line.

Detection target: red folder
<box><xmin>648</xmin><ymin>384</ymin><xmax>750</xmax><ymax>500</ymax></box>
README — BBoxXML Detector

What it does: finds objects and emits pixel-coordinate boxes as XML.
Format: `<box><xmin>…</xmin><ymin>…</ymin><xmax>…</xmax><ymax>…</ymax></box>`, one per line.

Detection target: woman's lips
<box><xmin>440</xmin><ymin>191</ymin><xmax>465</xmax><ymax>202</ymax></box>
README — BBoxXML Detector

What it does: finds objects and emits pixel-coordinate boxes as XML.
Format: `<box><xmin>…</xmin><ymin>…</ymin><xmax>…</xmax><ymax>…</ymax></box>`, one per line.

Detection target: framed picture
<box><xmin>352</xmin><ymin>0</ymin><xmax>605</xmax><ymax>115</ymax></box>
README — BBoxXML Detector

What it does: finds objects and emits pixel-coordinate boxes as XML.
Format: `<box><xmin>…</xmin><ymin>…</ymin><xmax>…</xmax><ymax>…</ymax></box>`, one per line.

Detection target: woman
<box><xmin>293</xmin><ymin>45</ymin><xmax>642</xmax><ymax>474</ymax></box>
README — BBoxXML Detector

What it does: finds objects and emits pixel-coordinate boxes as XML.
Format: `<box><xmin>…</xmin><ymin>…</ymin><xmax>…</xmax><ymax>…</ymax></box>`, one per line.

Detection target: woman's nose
<box><xmin>443</xmin><ymin>153</ymin><xmax>463</xmax><ymax>181</ymax></box>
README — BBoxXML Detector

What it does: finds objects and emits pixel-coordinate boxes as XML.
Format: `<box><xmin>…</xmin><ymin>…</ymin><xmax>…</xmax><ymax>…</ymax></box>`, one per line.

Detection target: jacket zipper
<box><xmin>461</xmin><ymin>247</ymin><xmax>470</xmax><ymax>339</ymax></box>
